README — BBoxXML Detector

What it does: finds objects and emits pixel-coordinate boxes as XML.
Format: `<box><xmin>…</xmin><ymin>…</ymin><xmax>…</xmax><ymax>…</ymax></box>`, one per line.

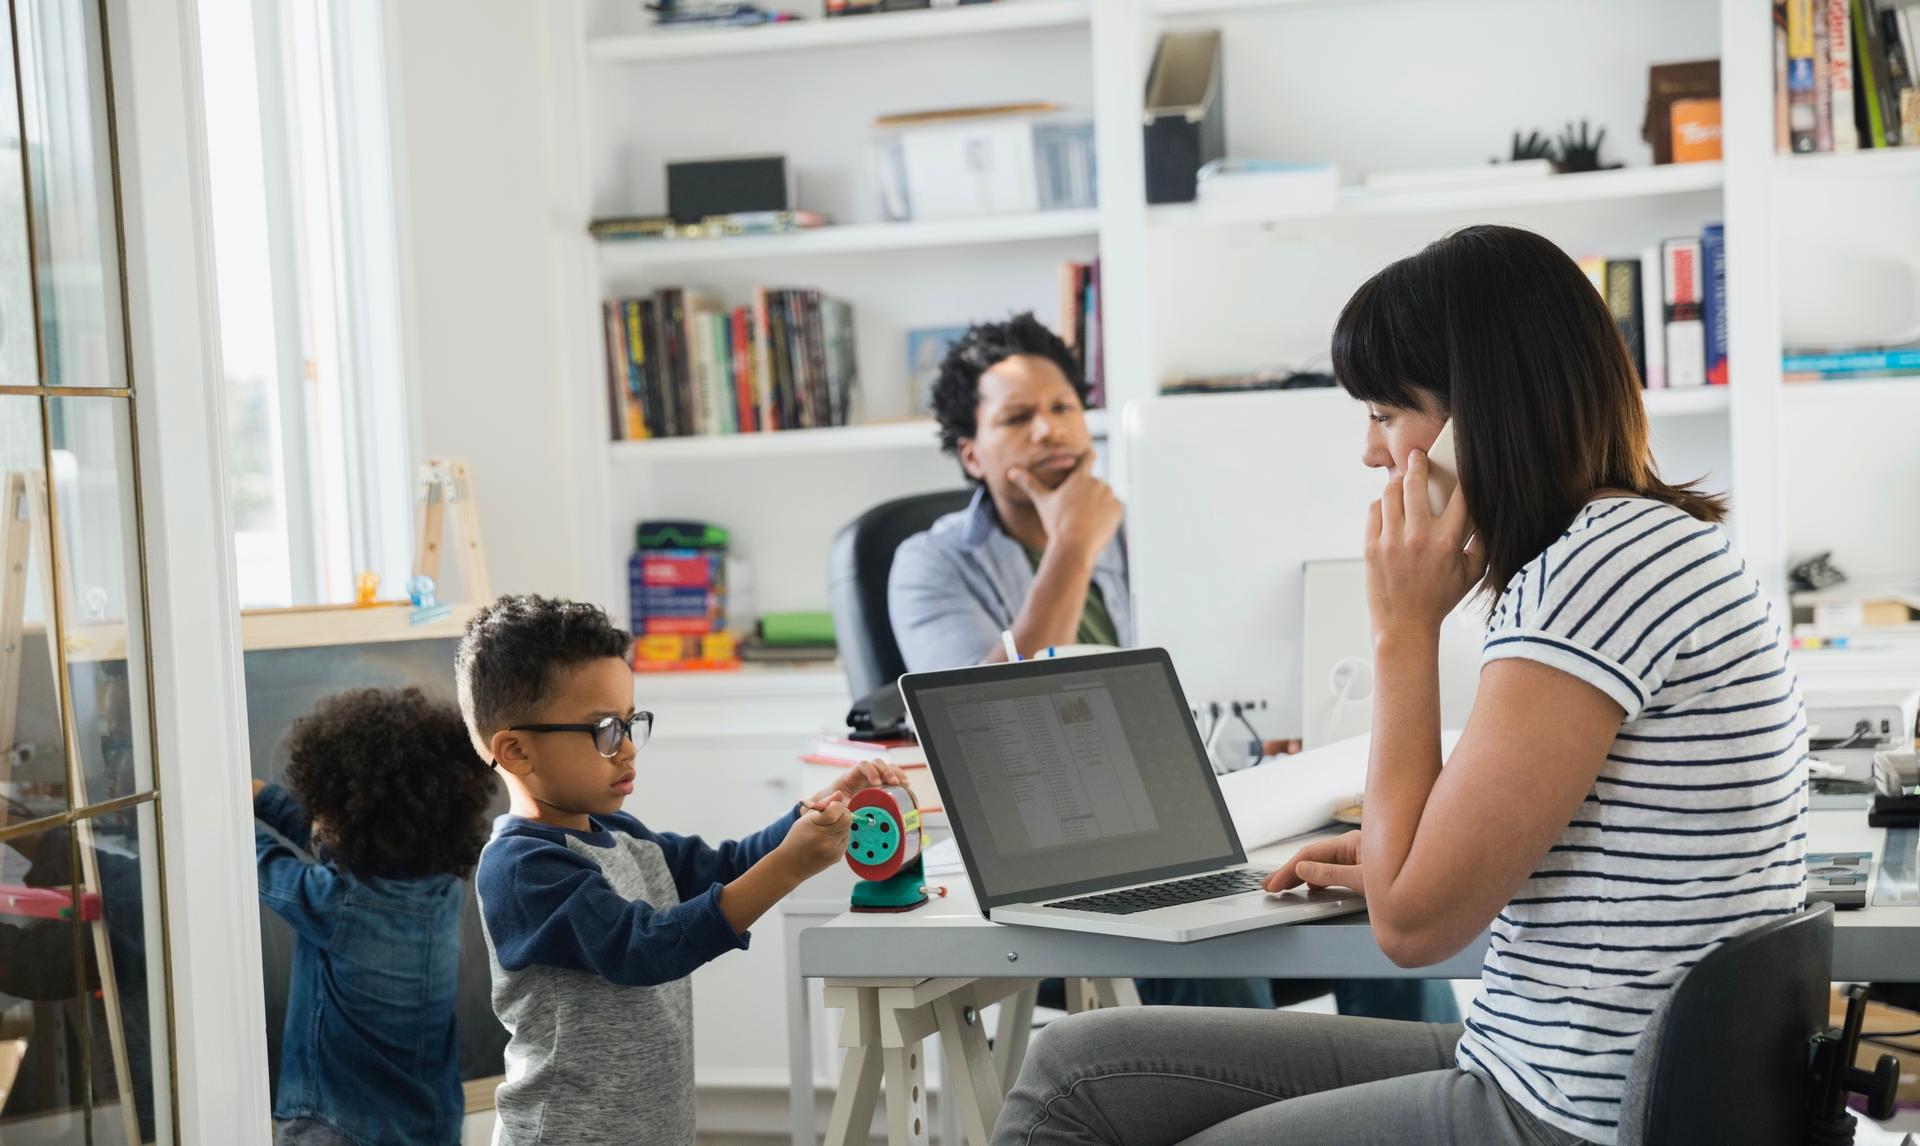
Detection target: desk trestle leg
<box><xmin>1065</xmin><ymin>978</ymin><xmax>1141</xmax><ymax>1012</ymax></box>
<box><xmin>822</xmin><ymin>978</ymin><xmax>1048</xmax><ymax>1145</ymax></box>
<box><xmin>882</xmin><ymin>1045</ymin><xmax>931</xmax><ymax>1145</ymax></box>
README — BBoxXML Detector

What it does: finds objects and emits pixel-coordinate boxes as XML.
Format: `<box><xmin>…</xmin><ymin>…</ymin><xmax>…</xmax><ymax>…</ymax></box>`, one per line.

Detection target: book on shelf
<box><xmin>1701</xmin><ymin>224</ymin><xmax>1729</xmax><ymax>387</ymax></box>
<box><xmin>1815</xmin><ymin>0</ymin><xmax>1836</xmax><ymax>151</ymax></box>
<box><xmin>1604</xmin><ymin>259</ymin><xmax>1647</xmax><ymax>386</ymax></box>
<box><xmin>1058</xmin><ymin>259</ymin><xmax>1103</xmax><ymax>407</ymax></box>
<box><xmin>587</xmin><ymin>211</ymin><xmax>829</xmax><ymax>242</ymax></box>
<box><xmin>1572</xmin><ymin>223</ymin><xmax>1725</xmax><ymax>391</ymax></box>
<box><xmin>1639</xmin><ymin>242</ymin><xmax>1668</xmax><ymax>389</ymax></box>
<box><xmin>828</xmin><ymin>0</ymin><xmax>998</xmax><ymax>16</ymax></box>
<box><xmin>1788</xmin><ymin>0</ymin><xmax>1920</xmax><ymax>151</ymax></box>
<box><xmin>1832</xmin><ymin>0</ymin><xmax>1861</xmax><ymax>150</ymax></box>
<box><xmin>1664</xmin><ymin>237</ymin><xmax>1709</xmax><ymax>389</ymax></box>
<box><xmin>1789</xmin><ymin>0</ymin><xmax>1820</xmax><ymax>152</ymax></box>
<box><xmin>1782</xmin><ymin>345</ymin><xmax>1920</xmax><ymax>379</ymax></box>
<box><xmin>602</xmin><ymin>287</ymin><xmax>861</xmax><ymax>441</ymax></box>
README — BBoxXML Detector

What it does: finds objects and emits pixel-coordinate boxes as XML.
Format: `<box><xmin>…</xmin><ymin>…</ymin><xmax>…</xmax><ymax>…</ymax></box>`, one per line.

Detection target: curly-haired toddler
<box><xmin>252</xmin><ymin>685</ymin><xmax>498</xmax><ymax>1146</ymax></box>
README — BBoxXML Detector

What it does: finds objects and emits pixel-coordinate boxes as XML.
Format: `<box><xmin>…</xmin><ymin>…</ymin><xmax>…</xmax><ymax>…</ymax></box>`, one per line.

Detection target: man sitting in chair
<box><xmin>890</xmin><ymin>312</ymin><xmax>1127</xmax><ymax>673</ymax></box>
<box><xmin>886</xmin><ymin>313</ymin><xmax>1458</xmax><ymax>1022</ymax></box>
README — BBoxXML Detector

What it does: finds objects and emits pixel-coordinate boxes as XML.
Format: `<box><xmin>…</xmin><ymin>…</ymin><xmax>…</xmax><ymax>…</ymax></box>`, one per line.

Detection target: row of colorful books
<box><xmin>601</xmin><ymin>288</ymin><xmax>859</xmax><ymax>441</ymax></box>
<box><xmin>1776</xmin><ymin>0</ymin><xmax>1920</xmax><ymax>151</ymax></box>
<box><xmin>1578</xmin><ymin>224</ymin><xmax>1728</xmax><ymax>389</ymax></box>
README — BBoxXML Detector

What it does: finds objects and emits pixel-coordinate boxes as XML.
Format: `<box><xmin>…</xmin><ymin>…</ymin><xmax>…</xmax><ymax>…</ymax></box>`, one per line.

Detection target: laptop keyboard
<box><xmin>1049</xmin><ymin>870</ymin><xmax>1273</xmax><ymax>915</ymax></box>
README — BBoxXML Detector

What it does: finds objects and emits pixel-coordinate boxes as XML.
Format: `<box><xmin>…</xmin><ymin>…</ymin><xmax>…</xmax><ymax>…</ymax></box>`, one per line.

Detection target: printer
<box><xmin>1799</xmin><ymin>670</ymin><xmax>1920</xmax><ymax>794</ymax></box>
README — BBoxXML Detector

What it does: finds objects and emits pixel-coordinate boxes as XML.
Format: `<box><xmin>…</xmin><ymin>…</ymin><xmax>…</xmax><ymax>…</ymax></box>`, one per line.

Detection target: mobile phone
<box><xmin>1423</xmin><ymin>421</ymin><xmax>1458</xmax><ymax>517</ymax></box>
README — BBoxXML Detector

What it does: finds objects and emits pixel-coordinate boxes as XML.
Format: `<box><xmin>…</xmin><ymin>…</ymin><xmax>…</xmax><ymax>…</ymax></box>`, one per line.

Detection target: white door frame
<box><xmin>107</xmin><ymin>0</ymin><xmax>274</xmax><ymax>1137</ymax></box>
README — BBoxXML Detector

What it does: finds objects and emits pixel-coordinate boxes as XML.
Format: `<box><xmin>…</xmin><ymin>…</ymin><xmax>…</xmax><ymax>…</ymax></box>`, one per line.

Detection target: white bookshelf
<box><xmin>1149</xmin><ymin>164</ymin><xmax>1725</xmax><ymax>229</ymax></box>
<box><xmin>597</xmin><ymin>209</ymin><xmax>1100</xmax><ymax>268</ymax></box>
<box><xmin>552</xmin><ymin>0</ymin><xmax>1920</xmax><ymax>645</ymax></box>
<box><xmin>587</xmin><ymin>0</ymin><xmax>1090</xmax><ymax>62</ymax></box>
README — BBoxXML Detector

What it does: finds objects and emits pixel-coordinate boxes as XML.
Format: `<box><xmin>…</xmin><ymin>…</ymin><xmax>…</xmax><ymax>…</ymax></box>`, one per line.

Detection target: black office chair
<box><xmin>828</xmin><ymin>489</ymin><xmax>974</xmax><ymax>700</ymax></box>
<box><xmin>1619</xmin><ymin>901</ymin><xmax>1898</xmax><ymax>1146</ymax></box>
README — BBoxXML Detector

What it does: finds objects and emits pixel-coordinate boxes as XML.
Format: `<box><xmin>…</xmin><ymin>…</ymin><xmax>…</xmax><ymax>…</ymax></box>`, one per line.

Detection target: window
<box><xmin>200</xmin><ymin>0</ymin><xmax>412</xmax><ymax>608</ymax></box>
<box><xmin>1</xmin><ymin>1</ymin><xmax>176</xmax><ymax>1140</ymax></box>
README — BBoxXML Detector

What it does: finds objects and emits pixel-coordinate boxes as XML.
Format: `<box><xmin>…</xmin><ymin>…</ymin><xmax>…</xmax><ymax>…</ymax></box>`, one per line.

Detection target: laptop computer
<box><xmin>898</xmin><ymin>647</ymin><xmax>1366</xmax><ymax>942</ymax></box>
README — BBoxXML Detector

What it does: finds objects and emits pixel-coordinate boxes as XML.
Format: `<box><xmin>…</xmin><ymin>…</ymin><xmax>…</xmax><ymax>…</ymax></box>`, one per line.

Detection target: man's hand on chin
<box><xmin>1007</xmin><ymin>453</ymin><xmax>1123</xmax><ymax>558</ymax></box>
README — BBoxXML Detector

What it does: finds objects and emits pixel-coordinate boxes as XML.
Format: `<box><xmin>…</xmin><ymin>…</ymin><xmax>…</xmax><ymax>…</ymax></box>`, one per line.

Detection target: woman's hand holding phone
<box><xmin>1367</xmin><ymin>425</ymin><xmax>1485</xmax><ymax>641</ymax></box>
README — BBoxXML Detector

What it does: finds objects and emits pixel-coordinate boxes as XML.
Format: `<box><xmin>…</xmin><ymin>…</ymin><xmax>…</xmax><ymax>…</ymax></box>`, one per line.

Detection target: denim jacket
<box><xmin>254</xmin><ymin>784</ymin><xmax>466</xmax><ymax>1146</ymax></box>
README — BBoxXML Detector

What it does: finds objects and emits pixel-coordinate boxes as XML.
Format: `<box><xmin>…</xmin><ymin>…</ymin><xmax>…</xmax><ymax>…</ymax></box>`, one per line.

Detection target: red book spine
<box><xmin>641</xmin><ymin>556</ymin><xmax>713</xmax><ymax>587</ymax></box>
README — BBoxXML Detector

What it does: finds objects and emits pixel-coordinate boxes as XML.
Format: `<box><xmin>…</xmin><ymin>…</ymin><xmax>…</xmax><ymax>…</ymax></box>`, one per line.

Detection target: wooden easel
<box><xmin>412</xmin><ymin>458</ymin><xmax>491</xmax><ymax>607</ymax></box>
<box><xmin>0</xmin><ymin>467</ymin><xmax>144</xmax><ymax>1145</ymax></box>
<box><xmin>0</xmin><ymin>470</ymin><xmax>63</xmax><ymax>830</ymax></box>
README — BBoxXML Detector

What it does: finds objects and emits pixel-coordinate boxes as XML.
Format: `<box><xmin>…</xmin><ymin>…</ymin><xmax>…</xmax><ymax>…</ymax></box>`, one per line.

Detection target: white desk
<box><xmin>783</xmin><ymin>812</ymin><xmax>1920</xmax><ymax>1145</ymax></box>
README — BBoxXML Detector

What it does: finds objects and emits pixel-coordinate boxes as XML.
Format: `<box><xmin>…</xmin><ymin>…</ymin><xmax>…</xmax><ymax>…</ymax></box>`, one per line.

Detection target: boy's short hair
<box><xmin>455</xmin><ymin>594</ymin><xmax>633</xmax><ymax>759</ymax></box>
<box><xmin>283</xmin><ymin>687</ymin><xmax>496</xmax><ymax>879</ymax></box>
<box><xmin>930</xmin><ymin>312</ymin><xmax>1089</xmax><ymax>459</ymax></box>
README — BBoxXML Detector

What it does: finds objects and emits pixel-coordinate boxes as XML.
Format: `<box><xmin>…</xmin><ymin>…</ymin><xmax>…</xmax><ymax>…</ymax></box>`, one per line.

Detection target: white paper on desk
<box><xmin>1218</xmin><ymin>731</ymin><xmax>1464</xmax><ymax>851</ymax></box>
<box><xmin>922</xmin><ymin>836</ymin><xmax>965</xmax><ymax>876</ymax></box>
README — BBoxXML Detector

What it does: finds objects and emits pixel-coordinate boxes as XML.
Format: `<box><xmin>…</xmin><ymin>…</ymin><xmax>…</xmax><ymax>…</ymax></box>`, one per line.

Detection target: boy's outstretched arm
<box><xmin>714</xmin><ymin>799</ymin><xmax>849</xmax><ymax>934</ymax></box>
<box><xmin>483</xmin><ymin>806</ymin><xmax>851</xmax><ymax>986</ymax></box>
<box><xmin>651</xmin><ymin>760</ymin><xmax>906</xmax><ymax>895</ymax></box>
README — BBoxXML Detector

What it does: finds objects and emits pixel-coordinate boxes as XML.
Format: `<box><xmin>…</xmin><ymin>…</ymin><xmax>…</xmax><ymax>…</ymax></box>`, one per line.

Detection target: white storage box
<box><xmin>871</xmin><ymin>102</ymin><xmax>1095</xmax><ymax>221</ymax></box>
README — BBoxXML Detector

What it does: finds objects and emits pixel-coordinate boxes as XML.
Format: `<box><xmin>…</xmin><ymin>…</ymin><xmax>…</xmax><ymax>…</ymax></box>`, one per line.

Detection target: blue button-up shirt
<box><xmin>887</xmin><ymin>486</ymin><xmax>1133</xmax><ymax>672</ymax></box>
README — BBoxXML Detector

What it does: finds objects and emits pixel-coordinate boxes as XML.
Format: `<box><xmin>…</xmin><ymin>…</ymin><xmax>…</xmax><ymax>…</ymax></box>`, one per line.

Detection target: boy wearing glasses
<box><xmin>457</xmin><ymin>595</ymin><xmax>903</xmax><ymax>1144</ymax></box>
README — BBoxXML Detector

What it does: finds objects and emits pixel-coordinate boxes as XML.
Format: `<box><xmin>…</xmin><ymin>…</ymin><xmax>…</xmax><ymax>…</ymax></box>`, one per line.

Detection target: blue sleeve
<box><xmin>477</xmin><ymin>834</ymin><xmax>749</xmax><ymax>987</ymax></box>
<box><xmin>643</xmin><ymin>808</ymin><xmax>799</xmax><ymax>901</ymax></box>
<box><xmin>254</xmin><ymin>787</ymin><xmax>337</xmax><ymax>945</ymax></box>
<box><xmin>888</xmin><ymin>531</ymin><xmax>1006</xmax><ymax>673</ymax></box>
<box><xmin>254</xmin><ymin>783</ymin><xmax>312</xmax><ymax>850</ymax></box>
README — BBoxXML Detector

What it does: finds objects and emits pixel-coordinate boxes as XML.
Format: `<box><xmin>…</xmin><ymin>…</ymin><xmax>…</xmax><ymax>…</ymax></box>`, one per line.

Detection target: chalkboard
<box><xmin>243</xmin><ymin>637</ymin><xmax>509</xmax><ymax>1094</ymax></box>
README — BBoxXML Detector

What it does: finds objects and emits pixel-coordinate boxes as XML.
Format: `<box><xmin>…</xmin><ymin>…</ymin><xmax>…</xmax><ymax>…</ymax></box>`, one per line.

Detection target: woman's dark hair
<box><xmin>1331</xmin><ymin>224</ymin><xmax>1725</xmax><ymax>599</ymax></box>
<box><xmin>931</xmin><ymin>312</ymin><xmax>1089</xmax><ymax>458</ymax></box>
<box><xmin>284</xmin><ymin>686</ymin><xmax>496</xmax><ymax>880</ymax></box>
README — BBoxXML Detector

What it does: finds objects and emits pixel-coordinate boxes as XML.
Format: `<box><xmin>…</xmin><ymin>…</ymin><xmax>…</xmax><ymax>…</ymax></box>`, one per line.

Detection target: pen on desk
<box><xmin>1001</xmin><ymin>629</ymin><xmax>1020</xmax><ymax>662</ymax></box>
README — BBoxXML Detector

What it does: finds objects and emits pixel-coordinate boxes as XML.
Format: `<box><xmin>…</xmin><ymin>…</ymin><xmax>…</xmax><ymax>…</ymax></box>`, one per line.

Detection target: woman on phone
<box><xmin>990</xmin><ymin>225</ymin><xmax>1808</xmax><ymax>1146</ymax></box>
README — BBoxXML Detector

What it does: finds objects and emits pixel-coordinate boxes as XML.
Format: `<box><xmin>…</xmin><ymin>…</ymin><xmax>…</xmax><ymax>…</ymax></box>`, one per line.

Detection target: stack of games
<box><xmin>628</xmin><ymin>520</ymin><xmax>739</xmax><ymax>672</ymax></box>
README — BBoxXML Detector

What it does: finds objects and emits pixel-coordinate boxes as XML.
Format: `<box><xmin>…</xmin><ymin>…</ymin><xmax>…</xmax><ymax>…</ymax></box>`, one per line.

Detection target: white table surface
<box><xmin>794</xmin><ymin>812</ymin><xmax>1920</xmax><ymax>983</ymax></box>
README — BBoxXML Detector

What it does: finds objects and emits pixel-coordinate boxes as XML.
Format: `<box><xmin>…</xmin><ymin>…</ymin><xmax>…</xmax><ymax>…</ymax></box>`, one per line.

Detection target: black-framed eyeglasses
<box><xmin>509</xmin><ymin>712</ymin><xmax>654</xmax><ymax>758</ymax></box>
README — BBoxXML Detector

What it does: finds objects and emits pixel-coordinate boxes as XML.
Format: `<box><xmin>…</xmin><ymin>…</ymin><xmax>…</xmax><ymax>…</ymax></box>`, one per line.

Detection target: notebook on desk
<box><xmin>897</xmin><ymin>648</ymin><xmax>1364</xmax><ymax>942</ymax></box>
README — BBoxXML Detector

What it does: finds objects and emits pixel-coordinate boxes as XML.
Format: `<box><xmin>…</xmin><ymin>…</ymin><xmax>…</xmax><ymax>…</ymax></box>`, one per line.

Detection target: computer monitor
<box><xmin>1121</xmin><ymin>388</ymin><xmax>1728</xmax><ymax>746</ymax></box>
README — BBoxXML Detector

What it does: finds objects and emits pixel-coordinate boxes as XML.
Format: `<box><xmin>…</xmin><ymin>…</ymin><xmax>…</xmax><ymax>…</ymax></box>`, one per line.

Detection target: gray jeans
<box><xmin>992</xmin><ymin>1007</ymin><xmax>1594</xmax><ymax>1146</ymax></box>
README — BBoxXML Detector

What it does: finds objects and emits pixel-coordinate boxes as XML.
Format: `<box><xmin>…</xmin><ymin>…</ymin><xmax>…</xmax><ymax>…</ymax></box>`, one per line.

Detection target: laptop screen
<box><xmin>900</xmin><ymin>648</ymin><xmax>1246</xmax><ymax>908</ymax></box>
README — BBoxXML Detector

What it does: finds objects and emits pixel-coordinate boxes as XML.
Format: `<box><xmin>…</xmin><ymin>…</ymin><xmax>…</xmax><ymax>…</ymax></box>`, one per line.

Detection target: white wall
<box><xmin>385</xmin><ymin>0</ymin><xmax>585</xmax><ymax>601</ymax></box>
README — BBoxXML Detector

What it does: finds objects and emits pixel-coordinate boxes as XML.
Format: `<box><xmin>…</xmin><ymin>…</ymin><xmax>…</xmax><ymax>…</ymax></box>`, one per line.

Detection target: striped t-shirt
<box><xmin>1455</xmin><ymin>496</ymin><xmax>1809</xmax><ymax>1145</ymax></box>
